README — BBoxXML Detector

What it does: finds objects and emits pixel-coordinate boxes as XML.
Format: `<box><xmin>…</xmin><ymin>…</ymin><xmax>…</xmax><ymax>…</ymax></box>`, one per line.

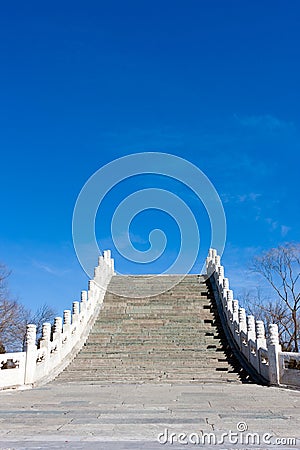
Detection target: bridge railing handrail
<box><xmin>206</xmin><ymin>248</ymin><xmax>300</xmax><ymax>388</ymax></box>
<box><xmin>0</xmin><ymin>250</ymin><xmax>115</xmax><ymax>390</ymax></box>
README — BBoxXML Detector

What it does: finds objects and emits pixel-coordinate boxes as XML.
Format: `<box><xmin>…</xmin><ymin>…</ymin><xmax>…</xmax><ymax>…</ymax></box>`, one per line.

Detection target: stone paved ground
<box><xmin>0</xmin><ymin>382</ymin><xmax>299</xmax><ymax>449</ymax></box>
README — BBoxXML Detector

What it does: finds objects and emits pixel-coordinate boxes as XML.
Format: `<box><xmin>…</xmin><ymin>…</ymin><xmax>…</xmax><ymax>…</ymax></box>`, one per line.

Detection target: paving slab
<box><xmin>0</xmin><ymin>381</ymin><xmax>299</xmax><ymax>449</ymax></box>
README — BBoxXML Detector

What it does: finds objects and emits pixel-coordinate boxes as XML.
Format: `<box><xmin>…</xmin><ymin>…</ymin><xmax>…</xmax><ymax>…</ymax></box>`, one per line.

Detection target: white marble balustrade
<box><xmin>0</xmin><ymin>250</ymin><xmax>115</xmax><ymax>390</ymax></box>
<box><xmin>206</xmin><ymin>248</ymin><xmax>300</xmax><ymax>388</ymax></box>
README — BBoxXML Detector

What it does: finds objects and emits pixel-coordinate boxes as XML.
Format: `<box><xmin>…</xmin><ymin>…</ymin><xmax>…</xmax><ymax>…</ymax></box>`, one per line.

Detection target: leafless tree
<box><xmin>0</xmin><ymin>263</ymin><xmax>21</xmax><ymax>352</ymax></box>
<box><xmin>239</xmin><ymin>287</ymin><xmax>296</xmax><ymax>351</ymax></box>
<box><xmin>0</xmin><ymin>263</ymin><xmax>56</xmax><ymax>352</ymax></box>
<box><xmin>249</xmin><ymin>243</ymin><xmax>300</xmax><ymax>352</ymax></box>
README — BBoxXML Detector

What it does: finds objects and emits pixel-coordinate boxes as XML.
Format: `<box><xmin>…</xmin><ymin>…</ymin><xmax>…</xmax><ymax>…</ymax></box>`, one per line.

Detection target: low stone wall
<box><xmin>206</xmin><ymin>249</ymin><xmax>300</xmax><ymax>388</ymax></box>
<box><xmin>0</xmin><ymin>250</ymin><xmax>115</xmax><ymax>390</ymax></box>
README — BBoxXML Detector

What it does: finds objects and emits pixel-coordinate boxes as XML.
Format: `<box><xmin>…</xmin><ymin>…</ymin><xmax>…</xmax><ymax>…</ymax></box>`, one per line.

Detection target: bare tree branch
<box><xmin>0</xmin><ymin>262</ymin><xmax>56</xmax><ymax>352</ymax></box>
<box><xmin>249</xmin><ymin>243</ymin><xmax>300</xmax><ymax>352</ymax></box>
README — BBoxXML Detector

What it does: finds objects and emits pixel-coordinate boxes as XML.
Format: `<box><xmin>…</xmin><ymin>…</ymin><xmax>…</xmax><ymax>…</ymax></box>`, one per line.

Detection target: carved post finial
<box><xmin>41</xmin><ymin>323</ymin><xmax>51</xmax><ymax>341</ymax></box>
<box><xmin>72</xmin><ymin>301</ymin><xmax>80</xmax><ymax>315</ymax></box>
<box><xmin>238</xmin><ymin>307</ymin><xmax>247</xmax><ymax>333</ymax></box>
<box><xmin>39</xmin><ymin>322</ymin><xmax>51</xmax><ymax>349</ymax></box>
<box><xmin>256</xmin><ymin>320</ymin><xmax>265</xmax><ymax>340</ymax></box>
<box><xmin>103</xmin><ymin>250</ymin><xmax>111</xmax><ymax>260</ymax></box>
<box><xmin>223</xmin><ymin>278</ymin><xmax>229</xmax><ymax>290</ymax></box>
<box><xmin>268</xmin><ymin>324</ymin><xmax>280</xmax><ymax>346</ymax></box>
<box><xmin>26</xmin><ymin>324</ymin><xmax>37</xmax><ymax>347</ymax></box>
<box><xmin>232</xmin><ymin>300</ymin><xmax>239</xmax><ymax>331</ymax></box>
<box><xmin>63</xmin><ymin>310</ymin><xmax>71</xmax><ymax>325</ymax></box>
<box><xmin>218</xmin><ymin>266</ymin><xmax>224</xmax><ymax>278</ymax></box>
<box><xmin>81</xmin><ymin>290</ymin><xmax>87</xmax><ymax>302</ymax></box>
<box><xmin>227</xmin><ymin>290</ymin><xmax>233</xmax><ymax>302</ymax></box>
<box><xmin>247</xmin><ymin>315</ymin><xmax>256</xmax><ymax>340</ymax></box>
<box><xmin>232</xmin><ymin>300</ymin><xmax>239</xmax><ymax>313</ymax></box>
<box><xmin>53</xmin><ymin>317</ymin><xmax>62</xmax><ymax>334</ymax></box>
<box><xmin>52</xmin><ymin>317</ymin><xmax>63</xmax><ymax>343</ymax></box>
<box><xmin>72</xmin><ymin>301</ymin><xmax>80</xmax><ymax>323</ymax></box>
<box><xmin>256</xmin><ymin>320</ymin><xmax>267</xmax><ymax>350</ymax></box>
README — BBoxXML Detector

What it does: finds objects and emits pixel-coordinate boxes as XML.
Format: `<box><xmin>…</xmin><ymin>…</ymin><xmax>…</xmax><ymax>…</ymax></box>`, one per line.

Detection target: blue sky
<box><xmin>0</xmin><ymin>1</ymin><xmax>299</xmax><ymax>315</ymax></box>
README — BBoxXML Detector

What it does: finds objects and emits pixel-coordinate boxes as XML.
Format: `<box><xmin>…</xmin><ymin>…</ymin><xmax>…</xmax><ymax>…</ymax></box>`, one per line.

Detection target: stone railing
<box><xmin>206</xmin><ymin>248</ymin><xmax>300</xmax><ymax>388</ymax></box>
<box><xmin>0</xmin><ymin>250</ymin><xmax>115</xmax><ymax>390</ymax></box>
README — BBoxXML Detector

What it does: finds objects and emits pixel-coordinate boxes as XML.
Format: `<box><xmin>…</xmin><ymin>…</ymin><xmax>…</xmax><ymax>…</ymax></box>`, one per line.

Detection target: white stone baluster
<box><xmin>256</xmin><ymin>321</ymin><xmax>267</xmax><ymax>349</ymax></box>
<box><xmin>80</xmin><ymin>290</ymin><xmax>87</xmax><ymax>313</ymax></box>
<box><xmin>238</xmin><ymin>308</ymin><xmax>247</xmax><ymax>333</ymax></box>
<box><xmin>63</xmin><ymin>310</ymin><xmax>71</xmax><ymax>334</ymax></box>
<box><xmin>232</xmin><ymin>299</ymin><xmax>239</xmax><ymax>337</ymax></box>
<box><xmin>24</xmin><ymin>324</ymin><xmax>37</xmax><ymax>384</ymax></box>
<box><xmin>215</xmin><ymin>255</ymin><xmax>221</xmax><ymax>267</ymax></box>
<box><xmin>52</xmin><ymin>317</ymin><xmax>63</xmax><ymax>351</ymax></box>
<box><xmin>232</xmin><ymin>300</ymin><xmax>239</xmax><ymax>323</ymax></box>
<box><xmin>223</xmin><ymin>278</ymin><xmax>229</xmax><ymax>290</ymax></box>
<box><xmin>247</xmin><ymin>315</ymin><xmax>256</xmax><ymax>364</ymax></box>
<box><xmin>268</xmin><ymin>324</ymin><xmax>282</xmax><ymax>385</ymax></box>
<box><xmin>39</xmin><ymin>323</ymin><xmax>51</xmax><ymax>349</ymax></box>
<box><xmin>218</xmin><ymin>265</ymin><xmax>224</xmax><ymax>285</ymax></box>
<box><xmin>72</xmin><ymin>301</ymin><xmax>80</xmax><ymax>323</ymax></box>
<box><xmin>247</xmin><ymin>315</ymin><xmax>256</xmax><ymax>341</ymax></box>
<box><xmin>222</xmin><ymin>278</ymin><xmax>229</xmax><ymax>307</ymax></box>
<box><xmin>238</xmin><ymin>307</ymin><xmax>247</xmax><ymax>353</ymax></box>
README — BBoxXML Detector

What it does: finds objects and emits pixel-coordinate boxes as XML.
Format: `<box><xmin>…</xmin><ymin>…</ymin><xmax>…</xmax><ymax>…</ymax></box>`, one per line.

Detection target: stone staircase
<box><xmin>54</xmin><ymin>275</ymin><xmax>251</xmax><ymax>384</ymax></box>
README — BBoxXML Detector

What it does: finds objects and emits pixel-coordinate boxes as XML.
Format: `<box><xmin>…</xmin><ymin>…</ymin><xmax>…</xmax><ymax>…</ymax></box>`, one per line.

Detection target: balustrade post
<box><xmin>72</xmin><ymin>301</ymin><xmax>80</xmax><ymax>323</ymax></box>
<box><xmin>215</xmin><ymin>255</ymin><xmax>221</xmax><ymax>267</ymax></box>
<box><xmin>247</xmin><ymin>315</ymin><xmax>256</xmax><ymax>341</ymax></box>
<box><xmin>268</xmin><ymin>324</ymin><xmax>282</xmax><ymax>385</ymax></box>
<box><xmin>247</xmin><ymin>315</ymin><xmax>256</xmax><ymax>365</ymax></box>
<box><xmin>232</xmin><ymin>299</ymin><xmax>239</xmax><ymax>336</ymax></box>
<box><xmin>238</xmin><ymin>308</ymin><xmax>247</xmax><ymax>333</ymax></box>
<box><xmin>226</xmin><ymin>289</ymin><xmax>233</xmax><ymax>311</ymax></box>
<box><xmin>218</xmin><ymin>265</ymin><xmax>224</xmax><ymax>282</ymax></box>
<box><xmin>39</xmin><ymin>323</ymin><xmax>51</xmax><ymax>349</ymax></box>
<box><xmin>256</xmin><ymin>320</ymin><xmax>267</xmax><ymax>350</ymax></box>
<box><xmin>24</xmin><ymin>324</ymin><xmax>37</xmax><ymax>385</ymax></box>
<box><xmin>238</xmin><ymin>307</ymin><xmax>247</xmax><ymax>350</ymax></box>
<box><xmin>63</xmin><ymin>310</ymin><xmax>71</xmax><ymax>334</ymax></box>
<box><xmin>80</xmin><ymin>290</ymin><xmax>87</xmax><ymax>314</ymax></box>
<box><xmin>52</xmin><ymin>317</ymin><xmax>63</xmax><ymax>353</ymax></box>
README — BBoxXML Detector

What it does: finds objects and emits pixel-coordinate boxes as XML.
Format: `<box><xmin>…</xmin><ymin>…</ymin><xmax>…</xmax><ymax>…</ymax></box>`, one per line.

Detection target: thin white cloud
<box><xmin>281</xmin><ymin>225</ymin><xmax>291</xmax><ymax>237</ymax></box>
<box><xmin>234</xmin><ymin>113</ymin><xmax>294</xmax><ymax>131</ymax></box>
<box><xmin>265</xmin><ymin>217</ymin><xmax>279</xmax><ymax>231</ymax></box>
<box><xmin>221</xmin><ymin>192</ymin><xmax>261</xmax><ymax>204</ymax></box>
<box><xmin>264</xmin><ymin>219</ymin><xmax>291</xmax><ymax>237</ymax></box>
<box><xmin>32</xmin><ymin>260</ymin><xmax>71</xmax><ymax>277</ymax></box>
<box><xmin>249</xmin><ymin>192</ymin><xmax>261</xmax><ymax>201</ymax></box>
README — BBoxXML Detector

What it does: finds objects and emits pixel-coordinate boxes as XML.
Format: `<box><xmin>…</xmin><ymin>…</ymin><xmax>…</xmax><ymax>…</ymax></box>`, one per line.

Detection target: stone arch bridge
<box><xmin>0</xmin><ymin>250</ymin><xmax>299</xmax><ymax>449</ymax></box>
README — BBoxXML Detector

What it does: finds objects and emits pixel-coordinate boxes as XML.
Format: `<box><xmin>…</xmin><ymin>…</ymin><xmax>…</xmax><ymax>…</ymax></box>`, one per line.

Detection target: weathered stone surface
<box><xmin>1</xmin><ymin>272</ymin><xmax>299</xmax><ymax>448</ymax></box>
<box><xmin>54</xmin><ymin>275</ymin><xmax>250</xmax><ymax>384</ymax></box>
<box><xmin>0</xmin><ymin>382</ymin><xmax>299</xmax><ymax>448</ymax></box>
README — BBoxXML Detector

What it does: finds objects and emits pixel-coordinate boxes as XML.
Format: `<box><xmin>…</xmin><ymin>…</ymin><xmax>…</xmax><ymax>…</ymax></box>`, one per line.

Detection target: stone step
<box><xmin>84</xmin><ymin>339</ymin><xmax>223</xmax><ymax>346</ymax></box>
<box><xmin>64</xmin><ymin>362</ymin><xmax>234</xmax><ymax>371</ymax></box>
<box><xmin>56</xmin><ymin>373</ymin><xmax>241</xmax><ymax>383</ymax></box>
<box><xmin>76</xmin><ymin>349</ymin><xmax>228</xmax><ymax>357</ymax></box>
<box><xmin>54</xmin><ymin>275</ymin><xmax>251</xmax><ymax>384</ymax></box>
